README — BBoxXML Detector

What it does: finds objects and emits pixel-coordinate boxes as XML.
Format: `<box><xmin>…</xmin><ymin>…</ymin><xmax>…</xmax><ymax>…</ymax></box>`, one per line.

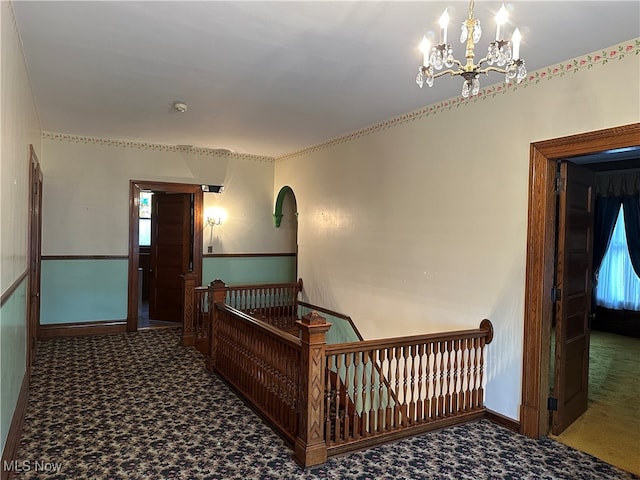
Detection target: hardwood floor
<box><xmin>137</xmin><ymin>301</ymin><xmax>181</xmax><ymax>330</ymax></box>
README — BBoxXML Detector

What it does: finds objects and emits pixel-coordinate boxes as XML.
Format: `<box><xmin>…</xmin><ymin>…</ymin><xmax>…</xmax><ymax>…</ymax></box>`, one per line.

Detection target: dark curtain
<box><xmin>593</xmin><ymin>196</ymin><xmax>623</xmax><ymax>275</ymax></box>
<box><xmin>622</xmin><ymin>194</ymin><xmax>640</xmax><ymax>277</ymax></box>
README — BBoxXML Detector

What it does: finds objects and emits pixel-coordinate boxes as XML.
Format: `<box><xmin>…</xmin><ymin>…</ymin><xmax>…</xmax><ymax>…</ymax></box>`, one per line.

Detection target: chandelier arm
<box><xmin>474</xmin><ymin>57</ymin><xmax>491</xmax><ymax>70</ymax></box>
<box><xmin>432</xmin><ymin>68</ymin><xmax>462</xmax><ymax>79</ymax></box>
<box><xmin>477</xmin><ymin>66</ymin><xmax>513</xmax><ymax>76</ymax></box>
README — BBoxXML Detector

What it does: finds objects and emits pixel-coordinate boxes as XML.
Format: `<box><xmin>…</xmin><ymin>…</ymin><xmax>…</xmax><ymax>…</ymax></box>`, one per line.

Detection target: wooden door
<box><xmin>552</xmin><ymin>161</ymin><xmax>595</xmax><ymax>434</ymax></box>
<box><xmin>27</xmin><ymin>146</ymin><xmax>43</xmax><ymax>368</ymax></box>
<box><xmin>149</xmin><ymin>193</ymin><xmax>191</xmax><ymax>321</ymax></box>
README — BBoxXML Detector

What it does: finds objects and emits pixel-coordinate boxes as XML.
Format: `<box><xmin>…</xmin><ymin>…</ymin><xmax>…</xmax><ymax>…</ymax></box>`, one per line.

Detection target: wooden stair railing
<box><xmin>208</xmin><ymin>305</ymin><xmax>331</xmax><ymax>468</ymax></box>
<box><xmin>181</xmin><ymin>275</ymin><xmax>303</xmax><ymax>355</ymax></box>
<box><xmin>204</xmin><ymin>295</ymin><xmax>494</xmax><ymax>468</ymax></box>
<box><xmin>323</xmin><ymin>319</ymin><xmax>494</xmax><ymax>456</ymax></box>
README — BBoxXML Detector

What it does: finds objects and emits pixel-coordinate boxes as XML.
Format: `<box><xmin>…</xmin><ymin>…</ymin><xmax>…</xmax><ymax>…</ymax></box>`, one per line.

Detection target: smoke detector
<box><xmin>173</xmin><ymin>101</ymin><xmax>188</xmax><ymax>113</ymax></box>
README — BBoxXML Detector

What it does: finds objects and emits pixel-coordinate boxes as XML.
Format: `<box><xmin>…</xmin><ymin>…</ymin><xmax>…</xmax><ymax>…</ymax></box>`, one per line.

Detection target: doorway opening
<box><xmin>273</xmin><ymin>185</ymin><xmax>299</xmax><ymax>279</ymax></box>
<box><xmin>127</xmin><ymin>181</ymin><xmax>203</xmax><ymax>332</ymax></box>
<box><xmin>549</xmin><ymin>156</ymin><xmax>640</xmax><ymax>473</ymax></box>
<box><xmin>521</xmin><ymin>123</ymin><xmax>639</xmax><ymax>439</ymax></box>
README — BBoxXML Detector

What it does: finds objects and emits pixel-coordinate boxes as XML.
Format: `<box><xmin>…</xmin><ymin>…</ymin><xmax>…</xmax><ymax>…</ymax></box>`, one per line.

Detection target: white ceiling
<box><xmin>12</xmin><ymin>1</ymin><xmax>640</xmax><ymax>158</ymax></box>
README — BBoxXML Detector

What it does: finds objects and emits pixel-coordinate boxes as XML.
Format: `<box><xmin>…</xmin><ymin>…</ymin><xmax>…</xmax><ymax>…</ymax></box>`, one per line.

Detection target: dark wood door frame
<box><xmin>128</xmin><ymin>180</ymin><xmax>203</xmax><ymax>332</ymax></box>
<box><xmin>520</xmin><ymin>123</ymin><xmax>640</xmax><ymax>438</ymax></box>
<box><xmin>27</xmin><ymin>145</ymin><xmax>43</xmax><ymax>369</ymax></box>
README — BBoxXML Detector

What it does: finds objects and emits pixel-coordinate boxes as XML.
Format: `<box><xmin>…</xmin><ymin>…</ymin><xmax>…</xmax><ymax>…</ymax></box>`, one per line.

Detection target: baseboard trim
<box><xmin>39</xmin><ymin>320</ymin><xmax>127</xmax><ymax>338</ymax></box>
<box><xmin>485</xmin><ymin>409</ymin><xmax>520</xmax><ymax>432</ymax></box>
<box><xmin>1</xmin><ymin>373</ymin><xmax>29</xmax><ymax>480</ymax></box>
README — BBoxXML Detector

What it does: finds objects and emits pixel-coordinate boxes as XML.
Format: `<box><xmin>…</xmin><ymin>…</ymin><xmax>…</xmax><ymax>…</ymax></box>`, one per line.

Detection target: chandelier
<box><xmin>416</xmin><ymin>0</ymin><xmax>526</xmax><ymax>97</ymax></box>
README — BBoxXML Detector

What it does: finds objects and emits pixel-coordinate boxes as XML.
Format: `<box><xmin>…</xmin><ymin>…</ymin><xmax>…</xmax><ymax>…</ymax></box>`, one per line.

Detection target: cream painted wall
<box><xmin>40</xmin><ymin>138</ymin><xmax>292</xmax><ymax>255</ymax></box>
<box><xmin>274</xmin><ymin>40</ymin><xmax>640</xmax><ymax>420</ymax></box>
<box><xmin>0</xmin><ymin>1</ymin><xmax>42</xmax><ymax>458</ymax></box>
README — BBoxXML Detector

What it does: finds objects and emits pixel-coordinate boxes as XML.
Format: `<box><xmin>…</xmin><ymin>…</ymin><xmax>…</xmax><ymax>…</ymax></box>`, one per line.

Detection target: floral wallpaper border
<box><xmin>40</xmin><ymin>38</ymin><xmax>639</xmax><ymax>163</ymax></box>
<box><xmin>41</xmin><ymin>132</ymin><xmax>275</xmax><ymax>163</ymax></box>
<box><xmin>277</xmin><ymin>38</ymin><xmax>640</xmax><ymax>161</ymax></box>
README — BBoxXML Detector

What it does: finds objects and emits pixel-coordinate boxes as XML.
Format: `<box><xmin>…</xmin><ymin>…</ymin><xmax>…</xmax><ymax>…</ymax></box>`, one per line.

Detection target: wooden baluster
<box><xmin>431</xmin><ymin>342</ymin><xmax>439</xmax><ymax>419</ymax></box>
<box><xmin>427</xmin><ymin>342</ymin><xmax>435</xmax><ymax>420</ymax></box>
<box><xmin>294</xmin><ymin>311</ymin><xmax>331</xmax><ymax>468</ymax></box>
<box><xmin>477</xmin><ymin>336</ymin><xmax>487</xmax><ymax>409</ymax></box>
<box><xmin>407</xmin><ymin>345</ymin><xmax>415</xmax><ymax>424</ymax></box>
<box><xmin>367</xmin><ymin>349</ymin><xmax>376</xmax><ymax>434</ymax></box>
<box><xmin>360</xmin><ymin>351</ymin><xmax>370</xmax><ymax>436</ymax></box>
<box><xmin>463</xmin><ymin>337</ymin><xmax>472</xmax><ymax>411</ymax></box>
<box><xmin>334</xmin><ymin>354</ymin><xmax>344</xmax><ymax>444</ymax></box>
<box><xmin>290</xmin><ymin>349</ymin><xmax>299</xmax><ymax>433</ymax></box>
<box><xmin>342</xmin><ymin>353</ymin><xmax>353</xmax><ymax>440</ymax></box>
<box><xmin>228</xmin><ymin>289</ymin><xmax>234</xmax><ymax>309</ymax></box>
<box><xmin>390</xmin><ymin>346</ymin><xmax>399</xmax><ymax>426</ymax></box>
<box><xmin>398</xmin><ymin>346</ymin><xmax>406</xmax><ymax>425</ymax></box>
<box><xmin>416</xmin><ymin>343</ymin><xmax>425</xmax><ymax>423</ymax></box>
<box><xmin>353</xmin><ymin>352</ymin><xmax>362</xmax><ymax>439</ymax></box>
<box><xmin>353</xmin><ymin>352</ymin><xmax>367</xmax><ymax>438</ymax></box>
<box><xmin>380</xmin><ymin>348</ymin><xmax>390</xmax><ymax>431</ymax></box>
<box><xmin>457</xmin><ymin>339</ymin><xmax>465</xmax><ymax>414</ymax></box>
<box><xmin>197</xmin><ymin>290</ymin><xmax>204</xmax><ymax>338</ymax></box>
<box><xmin>471</xmin><ymin>337</ymin><xmax>479</xmax><ymax>409</ymax></box>
<box><xmin>443</xmin><ymin>340</ymin><xmax>451</xmax><ymax>416</ymax></box>
<box><xmin>324</xmin><ymin>355</ymin><xmax>334</xmax><ymax>445</ymax></box>
<box><xmin>275</xmin><ymin>286</ymin><xmax>281</xmax><ymax>321</ymax></box>
<box><xmin>450</xmin><ymin>339</ymin><xmax>459</xmax><ymax>414</ymax></box>
<box><xmin>181</xmin><ymin>272</ymin><xmax>196</xmax><ymax>346</ymax></box>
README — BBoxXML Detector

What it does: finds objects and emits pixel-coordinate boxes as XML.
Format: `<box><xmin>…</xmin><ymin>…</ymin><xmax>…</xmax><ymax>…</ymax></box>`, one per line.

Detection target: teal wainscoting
<box><xmin>202</xmin><ymin>254</ymin><xmax>296</xmax><ymax>286</ymax></box>
<box><xmin>0</xmin><ymin>278</ymin><xmax>27</xmax><ymax>454</ymax></box>
<box><xmin>41</xmin><ymin>258</ymin><xmax>128</xmax><ymax>324</ymax></box>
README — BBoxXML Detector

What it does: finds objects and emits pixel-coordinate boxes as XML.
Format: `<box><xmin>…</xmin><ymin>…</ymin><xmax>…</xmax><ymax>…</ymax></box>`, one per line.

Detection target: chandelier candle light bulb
<box><xmin>415</xmin><ymin>0</ymin><xmax>526</xmax><ymax>97</ymax></box>
<box><xmin>439</xmin><ymin>9</ymin><xmax>449</xmax><ymax>44</ymax></box>
<box><xmin>512</xmin><ymin>28</ymin><xmax>521</xmax><ymax>59</ymax></box>
<box><xmin>495</xmin><ymin>4</ymin><xmax>507</xmax><ymax>40</ymax></box>
<box><xmin>420</xmin><ymin>36</ymin><xmax>431</xmax><ymax>66</ymax></box>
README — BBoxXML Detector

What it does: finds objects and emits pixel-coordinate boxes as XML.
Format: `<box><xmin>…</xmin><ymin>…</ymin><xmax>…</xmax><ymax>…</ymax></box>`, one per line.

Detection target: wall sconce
<box><xmin>206</xmin><ymin>216</ymin><xmax>222</xmax><ymax>228</ymax></box>
<box><xmin>205</xmin><ymin>207</ymin><xmax>226</xmax><ymax>254</ymax></box>
<box><xmin>206</xmin><ymin>216</ymin><xmax>221</xmax><ymax>254</ymax></box>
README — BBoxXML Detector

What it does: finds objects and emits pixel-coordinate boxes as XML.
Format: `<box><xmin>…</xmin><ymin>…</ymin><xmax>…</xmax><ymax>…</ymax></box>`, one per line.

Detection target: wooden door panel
<box><xmin>157</xmin><ymin>224</ymin><xmax>186</xmax><ymax>240</ymax></box>
<box><xmin>154</xmin><ymin>266</ymin><xmax>184</xmax><ymax>287</ymax></box>
<box><xmin>552</xmin><ymin>161</ymin><xmax>595</xmax><ymax>434</ymax></box>
<box><xmin>156</xmin><ymin>245</ymin><xmax>187</xmax><ymax>266</ymax></box>
<box><xmin>149</xmin><ymin>193</ymin><xmax>191</xmax><ymax>322</ymax></box>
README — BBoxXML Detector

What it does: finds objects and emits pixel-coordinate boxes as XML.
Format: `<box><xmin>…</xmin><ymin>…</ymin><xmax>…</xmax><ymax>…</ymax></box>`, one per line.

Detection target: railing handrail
<box><xmin>217</xmin><ymin>278</ymin><xmax>303</xmax><ymax>292</ymax></box>
<box><xmin>215</xmin><ymin>302</ymin><xmax>302</xmax><ymax>348</ymax></box>
<box><xmin>298</xmin><ymin>301</ymin><xmax>364</xmax><ymax>341</ymax></box>
<box><xmin>326</xmin><ymin>319</ymin><xmax>493</xmax><ymax>354</ymax></box>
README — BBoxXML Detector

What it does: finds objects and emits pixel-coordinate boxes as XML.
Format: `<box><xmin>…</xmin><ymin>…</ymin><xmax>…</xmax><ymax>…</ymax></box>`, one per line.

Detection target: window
<box><xmin>139</xmin><ymin>191</ymin><xmax>153</xmax><ymax>246</ymax></box>
<box><xmin>595</xmin><ymin>205</ymin><xmax>640</xmax><ymax>311</ymax></box>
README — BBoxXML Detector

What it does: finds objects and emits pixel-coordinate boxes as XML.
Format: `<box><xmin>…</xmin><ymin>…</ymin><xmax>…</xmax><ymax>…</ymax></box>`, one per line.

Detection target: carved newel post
<box><xmin>206</xmin><ymin>279</ymin><xmax>227</xmax><ymax>373</ymax></box>
<box><xmin>181</xmin><ymin>272</ymin><xmax>197</xmax><ymax>346</ymax></box>
<box><xmin>295</xmin><ymin>311</ymin><xmax>331</xmax><ymax>468</ymax></box>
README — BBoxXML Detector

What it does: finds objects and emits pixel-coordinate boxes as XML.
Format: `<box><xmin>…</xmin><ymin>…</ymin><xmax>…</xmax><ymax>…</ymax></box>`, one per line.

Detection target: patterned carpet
<box><xmin>12</xmin><ymin>328</ymin><xmax>639</xmax><ymax>480</ymax></box>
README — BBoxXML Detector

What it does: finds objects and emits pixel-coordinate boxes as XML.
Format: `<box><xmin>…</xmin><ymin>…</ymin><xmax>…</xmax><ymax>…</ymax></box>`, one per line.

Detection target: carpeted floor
<box><xmin>12</xmin><ymin>328</ymin><xmax>639</xmax><ymax>479</ymax></box>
